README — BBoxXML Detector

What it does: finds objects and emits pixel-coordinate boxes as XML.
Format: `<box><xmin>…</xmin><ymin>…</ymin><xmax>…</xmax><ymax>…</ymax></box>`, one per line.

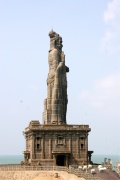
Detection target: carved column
<box><xmin>69</xmin><ymin>139</ymin><xmax>71</xmax><ymax>152</ymax></box>
<box><xmin>77</xmin><ymin>138</ymin><xmax>80</xmax><ymax>158</ymax></box>
<box><xmin>49</xmin><ymin>139</ymin><xmax>52</xmax><ymax>159</ymax></box>
<box><xmin>86</xmin><ymin>133</ymin><xmax>88</xmax><ymax>165</ymax></box>
<box><xmin>70</xmin><ymin>134</ymin><xmax>72</xmax><ymax>153</ymax></box>
<box><xmin>53</xmin><ymin>154</ymin><xmax>56</xmax><ymax>165</ymax></box>
<box><xmin>31</xmin><ymin>134</ymin><xmax>35</xmax><ymax>159</ymax></box>
<box><xmin>66</xmin><ymin>155</ymin><xmax>69</xmax><ymax>167</ymax></box>
<box><xmin>41</xmin><ymin>135</ymin><xmax>45</xmax><ymax>159</ymax></box>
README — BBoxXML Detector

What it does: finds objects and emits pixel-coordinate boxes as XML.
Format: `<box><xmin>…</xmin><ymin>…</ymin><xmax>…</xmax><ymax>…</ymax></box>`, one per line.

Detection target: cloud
<box><xmin>93</xmin><ymin>74</ymin><xmax>120</xmax><ymax>109</ymax></box>
<box><xmin>79</xmin><ymin>74</ymin><xmax>120</xmax><ymax>114</ymax></box>
<box><xmin>102</xmin><ymin>29</ymin><xmax>119</xmax><ymax>54</ymax></box>
<box><xmin>28</xmin><ymin>83</ymin><xmax>39</xmax><ymax>92</ymax></box>
<box><xmin>79</xmin><ymin>90</ymin><xmax>89</xmax><ymax>99</ymax></box>
<box><xmin>103</xmin><ymin>0</ymin><xmax>119</xmax><ymax>23</ymax></box>
<box><xmin>79</xmin><ymin>74</ymin><xmax>120</xmax><ymax>154</ymax></box>
<box><xmin>102</xmin><ymin>0</ymin><xmax>120</xmax><ymax>53</ymax></box>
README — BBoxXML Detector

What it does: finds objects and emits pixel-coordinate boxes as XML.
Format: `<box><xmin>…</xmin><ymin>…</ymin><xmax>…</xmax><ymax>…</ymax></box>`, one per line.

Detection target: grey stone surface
<box><xmin>43</xmin><ymin>30</ymin><xmax>69</xmax><ymax>125</ymax></box>
<box><xmin>23</xmin><ymin>121</ymin><xmax>91</xmax><ymax>166</ymax></box>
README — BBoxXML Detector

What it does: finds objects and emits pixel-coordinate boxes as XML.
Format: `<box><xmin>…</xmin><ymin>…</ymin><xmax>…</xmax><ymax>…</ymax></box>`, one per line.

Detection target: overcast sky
<box><xmin>0</xmin><ymin>0</ymin><xmax>120</xmax><ymax>157</ymax></box>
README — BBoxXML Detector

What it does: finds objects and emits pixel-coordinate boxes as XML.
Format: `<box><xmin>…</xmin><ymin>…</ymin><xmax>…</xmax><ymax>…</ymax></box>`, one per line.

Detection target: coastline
<box><xmin>0</xmin><ymin>154</ymin><xmax>120</xmax><ymax>167</ymax></box>
<box><xmin>0</xmin><ymin>154</ymin><xmax>120</xmax><ymax>180</ymax></box>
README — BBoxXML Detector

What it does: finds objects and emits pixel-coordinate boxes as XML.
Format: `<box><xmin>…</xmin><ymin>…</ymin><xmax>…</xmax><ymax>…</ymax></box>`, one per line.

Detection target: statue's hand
<box><xmin>57</xmin><ymin>62</ymin><xmax>64</xmax><ymax>70</ymax></box>
<box><xmin>66</xmin><ymin>66</ymin><xmax>69</xmax><ymax>72</ymax></box>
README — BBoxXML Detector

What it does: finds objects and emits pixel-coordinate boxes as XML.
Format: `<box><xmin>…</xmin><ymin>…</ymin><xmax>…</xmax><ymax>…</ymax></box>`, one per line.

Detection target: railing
<box><xmin>0</xmin><ymin>165</ymin><xmax>103</xmax><ymax>180</ymax></box>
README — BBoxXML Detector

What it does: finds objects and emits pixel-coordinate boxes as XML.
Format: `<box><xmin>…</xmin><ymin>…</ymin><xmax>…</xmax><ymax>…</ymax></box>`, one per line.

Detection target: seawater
<box><xmin>0</xmin><ymin>155</ymin><xmax>24</xmax><ymax>165</ymax></box>
<box><xmin>0</xmin><ymin>154</ymin><xmax>120</xmax><ymax>167</ymax></box>
<box><xmin>92</xmin><ymin>154</ymin><xmax>120</xmax><ymax>167</ymax></box>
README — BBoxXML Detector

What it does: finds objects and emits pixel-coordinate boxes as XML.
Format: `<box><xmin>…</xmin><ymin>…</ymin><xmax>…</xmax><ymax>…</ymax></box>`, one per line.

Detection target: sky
<box><xmin>0</xmin><ymin>0</ymin><xmax>120</xmax><ymax>157</ymax></box>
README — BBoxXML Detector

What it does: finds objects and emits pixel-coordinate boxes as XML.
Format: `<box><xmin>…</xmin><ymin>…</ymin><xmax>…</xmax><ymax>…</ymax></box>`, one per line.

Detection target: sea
<box><xmin>0</xmin><ymin>154</ymin><xmax>120</xmax><ymax>168</ymax></box>
<box><xmin>92</xmin><ymin>154</ymin><xmax>120</xmax><ymax>167</ymax></box>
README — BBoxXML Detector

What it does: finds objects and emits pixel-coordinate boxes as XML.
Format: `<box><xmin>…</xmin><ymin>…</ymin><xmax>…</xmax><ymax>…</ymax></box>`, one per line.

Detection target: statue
<box><xmin>43</xmin><ymin>30</ymin><xmax>69</xmax><ymax>125</ymax></box>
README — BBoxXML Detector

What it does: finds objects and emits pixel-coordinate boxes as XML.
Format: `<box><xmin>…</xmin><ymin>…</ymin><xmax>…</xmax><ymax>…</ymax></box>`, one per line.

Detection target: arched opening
<box><xmin>56</xmin><ymin>155</ymin><xmax>65</xmax><ymax>166</ymax></box>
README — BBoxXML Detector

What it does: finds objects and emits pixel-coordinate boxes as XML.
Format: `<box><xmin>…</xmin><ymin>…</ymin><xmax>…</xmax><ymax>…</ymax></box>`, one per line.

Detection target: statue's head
<box><xmin>48</xmin><ymin>30</ymin><xmax>63</xmax><ymax>51</ymax></box>
<box><xmin>48</xmin><ymin>29</ymin><xmax>58</xmax><ymax>38</ymax></box>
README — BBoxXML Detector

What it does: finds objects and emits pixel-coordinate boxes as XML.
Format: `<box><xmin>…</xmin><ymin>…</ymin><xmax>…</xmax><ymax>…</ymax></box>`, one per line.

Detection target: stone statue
<box><xmin>43</xmin><ymin>30</ymin><xmax>69</xmax><ymax>125</ymax></box>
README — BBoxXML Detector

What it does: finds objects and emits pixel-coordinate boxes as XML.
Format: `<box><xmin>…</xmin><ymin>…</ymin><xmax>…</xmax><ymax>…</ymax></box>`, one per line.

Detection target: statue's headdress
<box><xmin>48</xmin><ymin>30</ymin><xmax>62</xmax><ymax>50</ymax></box>
<box><xmin>48</xmin><ymin>29</ymin><xmax>62</xmax><ymax>41</ymax></box>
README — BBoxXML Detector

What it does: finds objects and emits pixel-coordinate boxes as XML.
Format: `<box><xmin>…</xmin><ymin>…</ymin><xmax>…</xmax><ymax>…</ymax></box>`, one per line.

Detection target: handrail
<box><xmin>0</xmin><ymin>165</ymin><xmax>103</xmax><ymax>180</ymax></box>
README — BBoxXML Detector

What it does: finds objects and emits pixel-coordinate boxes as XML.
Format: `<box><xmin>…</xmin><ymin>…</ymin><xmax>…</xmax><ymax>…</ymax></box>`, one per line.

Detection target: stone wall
<box><xmin>24</xmin><ymin>122</ymin><xmax>90</xmax><ymax>166</ymax></box>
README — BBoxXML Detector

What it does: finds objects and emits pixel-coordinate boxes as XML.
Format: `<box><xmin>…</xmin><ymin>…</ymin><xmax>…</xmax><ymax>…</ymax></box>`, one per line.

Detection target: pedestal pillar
<box><xmin>32</xmin><ymin>135</ymin><xmax>35</xmax><ymax>159</ymax></box>
<box><xmin>69</xmin><ymin>138</ymin><xmax>71</xmax><ymax>152</ymax></box>
<box><xmin>41</xmin><ymin>135</ymin><xmax>45</xmax><ymax>159</ymax></box>
<box><xmin>53</xmin><ymin>154</ymin><xmax>56</xmax><ymax>165</ymax></box>
<box><xmin>77</xmin><ymin>138</ymin><xmax>80</xmax><ymax>158</ymax></box>
<box><xmin>49</xmin><ymin>139</ymin><xmax>52</xmax><ymax>159</ymax></box>
<box><xmin>86</xmin><ymin>133</ymin><xmax>88</xmax><ymax>165</ymax></box>
<box><xmin>66</xmin><ymin>155</ymin><xmax>69</xmax><ymax>167</ymax></box>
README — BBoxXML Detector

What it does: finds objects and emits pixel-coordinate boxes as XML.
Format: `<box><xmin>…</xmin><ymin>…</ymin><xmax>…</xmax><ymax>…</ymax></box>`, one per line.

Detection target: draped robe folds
<box><xmin>43</xmin><ymin>31</ymin><xmax>69</xmax><ymax>125</ymax></box>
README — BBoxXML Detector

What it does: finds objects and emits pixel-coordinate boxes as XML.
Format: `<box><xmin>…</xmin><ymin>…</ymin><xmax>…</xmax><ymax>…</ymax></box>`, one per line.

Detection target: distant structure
<box><xmin>23</xmin><ymin>30</ymin><xmax>93</xmax><ymax>166</ymax></box>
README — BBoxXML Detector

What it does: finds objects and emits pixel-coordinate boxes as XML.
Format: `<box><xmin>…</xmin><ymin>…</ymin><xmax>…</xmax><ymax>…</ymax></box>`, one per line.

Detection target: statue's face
<box><xmin>56</xmin><ymin>38</ymin><xmax>63</xmax><ymax>50</ymax></box>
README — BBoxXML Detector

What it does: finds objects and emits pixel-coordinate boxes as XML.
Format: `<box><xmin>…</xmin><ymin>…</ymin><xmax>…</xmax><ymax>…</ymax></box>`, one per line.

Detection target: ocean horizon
<box><xmin>0</xmin><ymin>154</ymin><xmax>120</xmax><ymax>167</ymax></box>
<box><xmin>92</xmin><ymin>154</ymin><xmax>120</xmax><ymax>167</ymax></box>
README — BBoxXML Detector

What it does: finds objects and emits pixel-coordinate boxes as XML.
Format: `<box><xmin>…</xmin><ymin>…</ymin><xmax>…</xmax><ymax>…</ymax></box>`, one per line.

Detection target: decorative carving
<box><xmin>43</xmin><ymin>30</ymin><xmax>69</xmax><ymax>125</ymax></box>
<box><xmin>58</xmin><ymin>136</ymin><xmax>64</xmax><ymax>145</ymax></box>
